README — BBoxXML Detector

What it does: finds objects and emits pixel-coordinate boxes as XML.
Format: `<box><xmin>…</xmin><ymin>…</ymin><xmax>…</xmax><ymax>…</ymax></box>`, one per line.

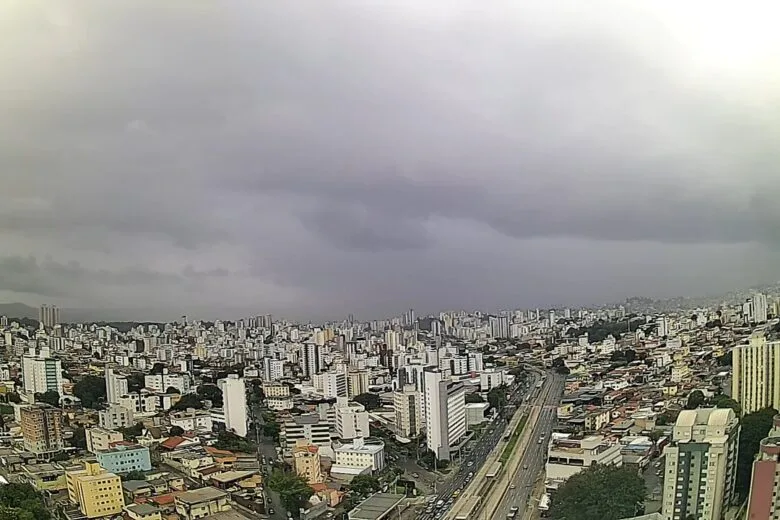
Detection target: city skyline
<box><xmin>3</xmin><ymin>2</ymin><xmax>780</xmax><ymax>321</ymax></box>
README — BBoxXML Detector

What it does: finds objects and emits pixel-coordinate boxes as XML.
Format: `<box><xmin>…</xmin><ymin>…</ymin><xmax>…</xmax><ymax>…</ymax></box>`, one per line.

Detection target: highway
<box><xmin>417</xmin><ymin>369</ymin><xmax>542</xmax><ymax>520</ymax></box>
<box><xmin>497</xmin><ymin>372</ymin><xmax>566</xmax><ymax>520</ymax></box>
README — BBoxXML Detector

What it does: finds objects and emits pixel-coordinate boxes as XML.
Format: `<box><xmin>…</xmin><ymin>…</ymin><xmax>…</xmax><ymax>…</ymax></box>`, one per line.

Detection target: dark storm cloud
<box><xmin>1</xmin><ymin>1</ymin><xmax>779</xmax><ymax>318</ymax></box>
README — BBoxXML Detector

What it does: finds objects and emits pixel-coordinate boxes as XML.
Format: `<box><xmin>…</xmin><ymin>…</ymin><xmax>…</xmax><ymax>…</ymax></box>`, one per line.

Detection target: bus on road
<box><xmin>486</xmin><ymin>461</ymin><xmax>503</xmax><ymax>479</ymax></box>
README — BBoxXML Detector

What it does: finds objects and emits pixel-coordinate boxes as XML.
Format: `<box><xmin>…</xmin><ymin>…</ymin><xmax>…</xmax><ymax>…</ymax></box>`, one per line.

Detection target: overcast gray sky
<box><xmin>2</xmin><ymin>1</ymin><xmax>780</xmax><ymax>321</ymax></box>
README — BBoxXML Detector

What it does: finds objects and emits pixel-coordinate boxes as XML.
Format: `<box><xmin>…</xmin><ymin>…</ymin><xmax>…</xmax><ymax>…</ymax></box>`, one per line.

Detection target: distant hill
<box><xmin>0</xmin><ymin>303</ymin><xmax>37</xmax><ymax>320</ymax></box>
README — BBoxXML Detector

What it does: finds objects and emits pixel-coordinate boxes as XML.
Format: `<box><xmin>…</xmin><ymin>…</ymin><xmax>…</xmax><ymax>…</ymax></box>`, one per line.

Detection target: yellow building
<box><xmin>66</xmin><ymin>461</ymin><xmax>125</xmax><ymax>519</ymax></box>
<box><xmin>293</xmin><ymin>439</ymin><xmax>324</xmax><ymax>485</ymax></box>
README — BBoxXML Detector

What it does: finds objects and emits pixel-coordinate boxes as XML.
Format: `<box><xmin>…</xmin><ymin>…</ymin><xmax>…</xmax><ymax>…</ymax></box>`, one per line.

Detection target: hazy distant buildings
<box><xmin>38</xmin><ymin>304</ymin><xmax>60</xmax><ymax>328</ymax></box>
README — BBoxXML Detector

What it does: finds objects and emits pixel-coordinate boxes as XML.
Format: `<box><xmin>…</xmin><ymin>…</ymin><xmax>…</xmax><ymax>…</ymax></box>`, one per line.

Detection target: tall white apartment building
<box><xmin>732</xmin><ymin>334</ymin><xmax>780</xmax><ymax>415</ymax></box>
<box><xmin>22</xmin><ymin>348</ymin><xmax>63</xmax><ymax>396</ymax></box>
<box><xmin>99</xmin><ymin>405</ymin><xmax>134</xmax><ymax>430</ymax></box>
<box><xmin>38</xmin><ymin>305</ymin><xmax>60</xmax><ymax>328</ymax></box>
<box><xmin>423</xmin><ymin>368</ymin><xmax>466</xmax><ymax>461</ymax></box>
<box><xmin>322</xmin><ymin>372</ymin><xmax>348</xmax><ymax>399</ymax></box>
<box><xmin>263</xmin><ymin>358</ymin><xmax>284</xmax><ymax>381</ymax></box>
<box><xmin>335</xmin><ymin>397</ymin><xmax>369</xmax><ymax>440</ymax></box>
<box><xmin>661</xmin><ymin>408</ymin><xmax>739</xmax><ymax>520</ymax></box>
<box><xmin>105</xmin><ymin>366</ymin><xmax>128</xmax><ymax>405</ymax></box>
<box><xmin>218</xmin><ymin>374</ymin><xmax>248</xmax><ymax>438</ymax></box>
<box><xmin>394</xmin><ymin>384</ymin><xmax>422</xmax><ymax>438</ymax></box>
<box><xmin>347</xmin><ymin>370</ymin><xmax>370</xmax><ymax>398</ymax></box>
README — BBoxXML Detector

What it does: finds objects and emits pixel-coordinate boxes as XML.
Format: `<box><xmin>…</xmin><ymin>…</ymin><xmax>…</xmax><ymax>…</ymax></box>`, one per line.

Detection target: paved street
<box><xmin>496</xmin><ymin>372</ymin><xmax>566</xmax><ymax>520</ymax></box>
<box><xmin>416</xmin><ymin>369</ymin><xmax>542</xmax><ymax>520</ymax></box>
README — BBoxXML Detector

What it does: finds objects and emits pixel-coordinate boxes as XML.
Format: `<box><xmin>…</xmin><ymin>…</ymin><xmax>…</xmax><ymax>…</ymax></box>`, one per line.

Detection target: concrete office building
<box><xmin>423</xmin><ymin>368</ymin><xmax>466</xmax><ymax>461</ymax></box>
<box><xmin>282</xmin><ymin>414</ymin><xmax>332</xmax><ymax>453</ymax></box>
<box><xmin>394</xmin><ymin>384</ymin><xmax>422</xmax><ymax>438</ymax></box>
<box><xmin>323</xmin><ymin>371</ymin><xmax>348</xmax><ymax>399</ymax></box>
<box><xmin>661</xmin><ymin>408</ymin><xmax>739</xmax><ymax>520</ymax></box>
<box><xmin>218</xmin><ymin>374</ymin><xmax>248</xmax><ymax>437</ymax></box>
<box><xmin>733</xmin><ymin>334</ymin><xmax>780</xmax><ymax>415</ymax></box>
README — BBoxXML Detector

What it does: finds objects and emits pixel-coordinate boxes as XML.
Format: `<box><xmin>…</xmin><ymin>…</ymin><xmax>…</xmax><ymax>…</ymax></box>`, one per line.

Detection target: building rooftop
<box><xmin>175</xmin><ymin>486</ymin><xmax>229</xmax><ymax>504</ymax></box>
<box><xmin>348</xmin><ymin>493</ymin><xmax>405</xmax><ymax>520</ymax></box>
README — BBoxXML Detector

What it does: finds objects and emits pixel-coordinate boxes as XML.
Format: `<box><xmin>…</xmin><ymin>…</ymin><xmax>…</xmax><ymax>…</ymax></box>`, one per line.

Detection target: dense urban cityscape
<box><xmin>0</xmin><ymin>287</ymin><xmax>780</xmax><ymax>520</ymax></box>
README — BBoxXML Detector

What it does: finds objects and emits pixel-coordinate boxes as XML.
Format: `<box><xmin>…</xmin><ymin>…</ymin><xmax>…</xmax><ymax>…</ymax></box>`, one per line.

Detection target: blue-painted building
<box><xmin>95</xmin><ymin>443</ymin><xmax>152</xmax><ymax>474</ymax></box>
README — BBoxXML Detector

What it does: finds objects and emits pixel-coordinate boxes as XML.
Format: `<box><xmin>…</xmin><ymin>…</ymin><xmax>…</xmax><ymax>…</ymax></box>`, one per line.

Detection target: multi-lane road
<box><xmin>497</xmin><ymin>372</ymin><xmax>566</xmax><ymax>519</ymax></box>
<box><xmin>417</xmin><ymin>369</ymin><xmax>543</xmax><ymax>520</ymax></box>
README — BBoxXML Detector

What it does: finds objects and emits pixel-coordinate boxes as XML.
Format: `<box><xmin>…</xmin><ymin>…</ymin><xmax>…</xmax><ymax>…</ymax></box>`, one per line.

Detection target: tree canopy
<box><xmin>70</xmin><ymin>427</ymin><xmax>87</xmax><ymax>450</ymax></box>
<box><xmin>353</xmin><ymin>393</ymin><xmax>381</xmax><ymax>411</ymax></box>
<box><xmin>122</xmin><ymin>470</ymin><xmax>147</xmax><ymax>481</ymax></box>
<box><xmin>34</xmin><ymin>390</ymin><xmax>60</xmax><ymax>408</ymax></box>
<box><xmin>267</xmin><ymin>470</ymin><xmax>313</xmax><ymax>518</ymax></box>
<box><xmin>349</xmin><ymin>475</ymin><xmax>381</xmax><ymax>497</ymax></box>
<box><xmin>169</xmin><ymin>425</ymin><xmax>185</xmax><ymax>437</ymax></box>
<box><xmin>196</xmin><ymin>384</ymin><xmax>223</xmax><ymax>407</ymax></box>
<box><xmin>465</xmin><ymin>393</ymin><xmax>485</xmax><ymax>404</ymax></box>
<box><xmin>737</xmin><ymin>407</ymin><xmax>777</xmax><ymax>498</ymax></box>
<box><xmin>549</xmin><ymin>464</ymin><xmax>646</xmax><ymax>520</ymax></box>
<box><xmin>685</xmin><ymin>390</ymin><xmax>705</xmax><ymax>410</ymax></box>
<box><xmin>0</xmin><ymin>483</ymin><xmax>50</xmax><ymax>520</ymax></box>
<box><xmin>487</xmin><ymin>386</ymin><xmax>508</xmax><ymax>410</ymax></box>
<box><xmin>214</xmin><ymin>430</ymin><xmax>256</xmax><ymax>453</ymax></box>
<box><xmin>171</xmin><ymin>393</ymin><xmax>203</xmax><ymax>411</ymax></box>
<box><xmin>73</xmin><ymin>375</ymin><xmax>107</xmax><ymax>409</ymax></box>
<box><xmin>710</xmin><ymin>394</ymin><xmax>741</xmax><ymax>416</ymax></box>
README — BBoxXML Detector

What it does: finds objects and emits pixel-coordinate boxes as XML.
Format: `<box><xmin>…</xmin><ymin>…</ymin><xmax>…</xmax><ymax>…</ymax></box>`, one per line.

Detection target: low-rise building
<box><xmin>282</xmin><ymin>414</ymin><xmax>332</xmax><ymax>454</ymax></box>
<box><xmin>95</xmin><ymin>443</ymin><xmax>152</xmax><ymax>474</ymax></box>
<box><xmin>86</xmin><ymin>427</ymin><xmax>124</xmax><ymax>453</ymax></box>
<box><xmin>545</xmin><ymin>434</ymin><xmax>622</xmax><ymax>487</ymax></box>
<box><xmin>334</xmin><ymin>437</ymin><xmax>385</xmax><ymax>473</ymax></box>
<box><xmin>174</xmin><ymin>487</ymin><xmax>231</xmax><ymax>520</ymax></box>
<box><xmin>66</xmin><ymin>461</ymin><xmax>125</xmax><ymax>519</ymax></box>
<box><xmin>99</xmin><ymin>404</ymin><xmax>134</xmax><ymax>430</ymax></box>
<box><xmin>170</xmin><ymin>409</ymin><xmax>213</xmax><ymax>432</ymax></box>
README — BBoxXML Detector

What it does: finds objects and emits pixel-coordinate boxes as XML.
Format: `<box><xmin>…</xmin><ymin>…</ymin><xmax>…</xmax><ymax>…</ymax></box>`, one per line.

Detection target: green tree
<box><xmin>349</xmin><ymin>475</ymin><xmax>381</xmax><ymax>497</ymax></box>
<box><xmin>487</xmin><ymin>386</ymin><xmax>507</xmax><ymax>410</ymax></box>
<box><xmin>34</xmin><ymin>390</ymin><xmax>60</xmax><ymax>407</ymax></box>
<box><xmin>165</xmin><ymin>386</ymin><xmax>180</xmax><ymax>394</ymax></box>
<box><xmin>737</xmin><ymin>407</ymin><xmax>777</xmax><ymax>498</ymax></box>
<box><xmin>169</xmin><ymin>425</ymin><xmax>185</xmax><ymax>436</ymax></box>
<box><xmin>262</xmin><ymin>421</ymin><xmax>281</xmax><ymax>441</ymax></box>
<box><xmin>122</xmin><ymin>470</ymin><xmax>147</xmax><ymax>481</ymax></box>
<box><xmin>717</xmin><ymin>350</ymin><xmax>733</xmax><ymax>366</ymax></box>
<box><xmin>6</xmin><ymin>393</ymin><xmax>21</xmax><ymax>404</ymax></box>
<box><xmin>214</xmin><ymin>431</ymin><xmax>256</xmax><ymax>453</ymax></box>
<box><xmin>0</xmin><ymin>483</ymin><xmax>51</xmax><ymax>520</ymax></box>
<box><xmin>549</xmin><ymin>464</ymin><xmax>646</xmax><ymax>520</ymax></box>
<box><xmin>171</xmin><ymin>393</ymin><xmax>203</xmax><ymax>411</ymax></box>
<box><xmin>685</xmin><ymin>390</ymin><xmax>705</xmax><ymax>410</ymax></box>
<box><xmin>267</xmin><ymin>470</ymin><xmax>313</xmax><ymax>518</ymax></box>
<box><xmin>353</xmin><ymin>393</ymin><xmax>381</xmax><ymax>411</ymax></box>
<box><xmin>710</xmin><ymin>394</ymin><xmax>742</xmax><ymax>416</ymax></box>
<box><xmin>196</xmin><ymin>384</ymin><xmax>223</xmax><ymax>407</ymax></box>
<box><xmin>70</xmin><ymin>427</ymin><xmax>87</xmax><ymax>450</ymax></box>
<box><xmin>465</xmin><ymin>393</ymin><xmax>485</xmax><ymax>404</ymax></box>
<box><xmin>73</xmin><ymin>375</ymin><xmax>107</xmax><ymax>409</ymax></box>
<box><xmin>119</xmin><ymin>422</ymin><xmax>145</xmax><ymax>441</ymax></box>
